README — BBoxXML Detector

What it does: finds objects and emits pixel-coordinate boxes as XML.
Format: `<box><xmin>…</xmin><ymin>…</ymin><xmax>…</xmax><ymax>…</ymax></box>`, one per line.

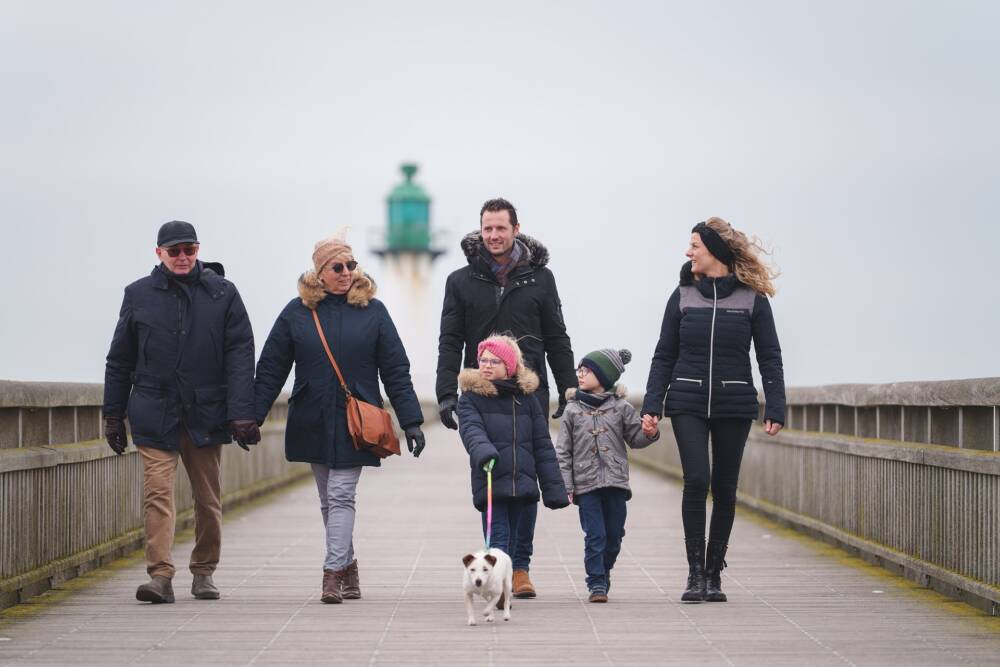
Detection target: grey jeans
<box><xmin>311</xmin><ymin>464</ymin><xmax>363</xmax><ymax>572</ymax></box>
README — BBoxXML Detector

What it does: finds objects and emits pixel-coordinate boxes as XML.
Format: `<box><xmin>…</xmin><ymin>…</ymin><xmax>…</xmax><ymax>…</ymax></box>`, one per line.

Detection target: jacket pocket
<box><xmin>194</xmin><ymin>384</ymin><xmax>228</xmax><ymax>430</ymax></box>
<box><xmin>721</xmin><ymin>380</ymin><xmax>750</xmax><ymax>387</ymax></box>
<box><xmin>674</xmin><ymin>377</ymin><xmax>703</xmax><ymax>386</ymax></box>
<box><xmin>127</xmin><ymin>377</ymin><xmax>166</xmax><ymax>439</ymax></box>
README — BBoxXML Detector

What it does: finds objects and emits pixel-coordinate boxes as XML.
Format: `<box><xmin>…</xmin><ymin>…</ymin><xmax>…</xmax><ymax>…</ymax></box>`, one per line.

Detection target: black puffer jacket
<box><xmin>456</xmin><ymin>366</ymin><xmax>569</xmax><ymax>512</ymax></box>
<box><xmin>642</xmin><ymin>262</ymin><xmax>785</xmax><ymax>424</ymax></box>
<box><xmin>436</xmin><ymin>233</ymin><xmax>576</xmax><ymax>411</ymax></box>
<box><xmin>103</xmin><ymin>262</ymin><xmax>255</xmax><ymax>450</ymax></box>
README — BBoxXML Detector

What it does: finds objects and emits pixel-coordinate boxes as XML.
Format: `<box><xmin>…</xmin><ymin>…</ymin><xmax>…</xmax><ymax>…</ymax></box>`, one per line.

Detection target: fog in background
<box><xmin>2</xmin><ymin>1</ymin><xmax>998</xmax><ymax>394</ymax></box>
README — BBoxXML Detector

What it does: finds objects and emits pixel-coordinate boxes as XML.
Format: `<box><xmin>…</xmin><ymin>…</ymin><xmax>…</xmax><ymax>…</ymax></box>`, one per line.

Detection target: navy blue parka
<box><xmin>103</xmin><ymin>262</ymin><xmax>256</xmax><ymax>449</ymax></box>
<box><xmin>253</xmin><ymin>274</ymin><xmax>423</xmax><ymax>468</ymax></box>
<box><xmin>456</xmin><ymin>365</ymin><xmax>569</xmax><ymax>512</ymax></box>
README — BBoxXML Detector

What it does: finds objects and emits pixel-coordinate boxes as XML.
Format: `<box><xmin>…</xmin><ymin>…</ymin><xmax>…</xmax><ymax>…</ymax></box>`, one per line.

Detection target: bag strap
<box><xmin>311</xmin><ymin>309</ymin><xmax>352</xmax><ymax>399</ymax></box>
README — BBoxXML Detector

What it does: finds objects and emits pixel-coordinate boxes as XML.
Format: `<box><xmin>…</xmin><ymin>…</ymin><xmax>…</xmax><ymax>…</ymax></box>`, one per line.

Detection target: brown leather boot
<box><xmin>136</xmin><ymin>575</ymin><xmax>175</xmax><ymax>604</ymax></box>
<box><xmin>341</xmin><ymin>559</ymin><xmax>361</xmax><ymax>600</ymax></box>
<box><xmin>512</xmin><ymin>569</ymin><xmax>536</xmax><ymax>598</ymax></box>
<box><xmin>321</xmin><ymin>569</ymin><xmax>343</xmax><ymax>604</ymax></box>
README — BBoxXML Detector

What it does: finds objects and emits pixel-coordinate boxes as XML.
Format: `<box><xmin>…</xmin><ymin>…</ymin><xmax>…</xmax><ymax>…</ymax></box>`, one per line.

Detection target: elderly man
<box><xmin>103</xmin><ymin>221</ymin><xmax>258</xmax><ymax>603</ymax></box>
<box><xmin>437</xmin><ymin>197</ymin><xmax>576</xmax><ymax>599</ymax></box>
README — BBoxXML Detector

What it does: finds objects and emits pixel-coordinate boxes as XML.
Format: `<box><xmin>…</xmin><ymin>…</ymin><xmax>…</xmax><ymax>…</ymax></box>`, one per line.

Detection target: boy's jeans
<box><xmin>577</xmin><ymin>487</ymin><xmax>628</xmax><ymax>593</ymax></box>
<box><xmin>482</xmin><ymin>499</ymin><xmax>527</xmax><ymax>558</ymax></box>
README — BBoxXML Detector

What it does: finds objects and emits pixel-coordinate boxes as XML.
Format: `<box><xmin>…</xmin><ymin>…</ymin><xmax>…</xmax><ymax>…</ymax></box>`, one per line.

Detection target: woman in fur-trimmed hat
<box><xmin>254</xmin><ymin>231</ymin><xmax>425</xmax><ymax>605</ymax></box>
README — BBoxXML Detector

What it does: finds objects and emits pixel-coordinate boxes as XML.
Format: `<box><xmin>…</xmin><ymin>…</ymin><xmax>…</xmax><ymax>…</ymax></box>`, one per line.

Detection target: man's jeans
<box><xmin>312</xmin><ymin>465</ymin><xmax>363</xmax><ymax>572</ymax></box>
<box><xmin>138</xmin><ymin>432</ymin><xmax>222</xmax><ymax>579</ymax></box>
<box><xmin>577</xmin><ymin>487</ymin><xmax>628</xmax><ymax>593</ymax></box>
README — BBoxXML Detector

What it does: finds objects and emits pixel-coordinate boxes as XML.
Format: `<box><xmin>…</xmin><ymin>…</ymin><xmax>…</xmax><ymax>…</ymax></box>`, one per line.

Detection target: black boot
<box><xmin>681</xmin><ymin>540</ymin><xmax>706</xmax><ymax>602</ymax></box>
<box><xmin>705</xmin><ymin>541</ymin><xmax>728</xmax><ymax>602</ymax></box>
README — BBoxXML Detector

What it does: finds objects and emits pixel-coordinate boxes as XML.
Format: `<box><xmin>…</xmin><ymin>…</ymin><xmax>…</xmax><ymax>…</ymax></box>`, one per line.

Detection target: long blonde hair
<box><xmin>703</xmin><ymin>217</ymin><xmax>779</xmax><ymax>297</ymax></box>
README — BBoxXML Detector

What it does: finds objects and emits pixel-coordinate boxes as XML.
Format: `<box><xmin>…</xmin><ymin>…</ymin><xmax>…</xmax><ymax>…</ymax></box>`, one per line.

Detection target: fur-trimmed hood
<box><xmin>458</xmin><ymin>366</ymin><xmax>540</xmax><ymax>397</ymax></box>
<box><xmin>460</xmin><ymin>232</ymin><xmax>551</xmax><ymax>270</ymax></box>
<box><xmin>297</xmin><ymin>271</ymin><xmax>377</xmax><ymax>310</ymax></box>
<box><xmin>565</xmin><ymin>385</ymin><xmax>627</xmax><ymax>403</ymax></box>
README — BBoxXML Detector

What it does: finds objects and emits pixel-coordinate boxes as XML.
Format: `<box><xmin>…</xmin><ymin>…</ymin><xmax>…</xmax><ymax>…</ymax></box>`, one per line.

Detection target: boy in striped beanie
<box><xmin>555</xmin><ymin>347</ymin><xmax>660</xmax><ymax>602</ymax></box>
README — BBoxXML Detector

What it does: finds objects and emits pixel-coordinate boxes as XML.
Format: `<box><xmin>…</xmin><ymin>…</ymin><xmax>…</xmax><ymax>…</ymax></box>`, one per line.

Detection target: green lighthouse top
<box><xmin>387</xmin><ymin>163</ymin><xmax>430</xmax><ymax>204</ymax></box>
<box><xmin>375</xmin><ymin>163</ymin><xmax>443</xmax><ymax>258</ymax></box>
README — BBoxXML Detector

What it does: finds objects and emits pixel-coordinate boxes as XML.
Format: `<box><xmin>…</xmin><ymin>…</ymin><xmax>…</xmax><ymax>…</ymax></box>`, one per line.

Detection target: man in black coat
<box><xmin>436</xmin><ymin>198</ymin><xmax>576</xmax><ymax>598</ymax></box>
<box><xmin>103</xmin><ymin>221</ymin><xmax>259</xmax><ymax>604</ymax></box>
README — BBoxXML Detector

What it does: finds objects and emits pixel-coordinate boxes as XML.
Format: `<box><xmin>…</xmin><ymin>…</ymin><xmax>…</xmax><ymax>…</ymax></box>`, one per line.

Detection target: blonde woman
<box><xmin>254</xmin><ymin>233</ymin><xmax>425</xmax><ymax>604</ymax></box>
<box><xmin>641</xmin><ymin>218</ymin><xmax>785</xmax><ymax>604</ymax></box>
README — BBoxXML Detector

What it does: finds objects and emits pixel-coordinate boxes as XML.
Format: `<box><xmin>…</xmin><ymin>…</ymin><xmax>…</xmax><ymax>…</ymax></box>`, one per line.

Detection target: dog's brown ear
<box><xmin>484</xmin><ymin>554</ymin><xmax>497</xmax><ymax>567</ymax></box>
<box><xmin>462</xmin><ymin>554</ymin><xmax>476</xmax><ymax>567</ymax></box>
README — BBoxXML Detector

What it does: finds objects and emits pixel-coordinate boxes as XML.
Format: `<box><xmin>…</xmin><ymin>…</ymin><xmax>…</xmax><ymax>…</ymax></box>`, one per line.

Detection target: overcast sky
<box><xmin>2</xmin><ymin>0</ymin><xmax>998</xmax><ymax>393</ymax></box>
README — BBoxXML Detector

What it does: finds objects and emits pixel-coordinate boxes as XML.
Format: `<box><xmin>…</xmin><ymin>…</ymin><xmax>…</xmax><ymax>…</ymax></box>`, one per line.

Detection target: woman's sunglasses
<box><xmin>163</xmin><ymin>244</ymin><xmax>199</xmax><ymax>257</ymax></box>
<box><xmin>327</xmin><ymin>260</ymin><xmax>358</xmax><ymax>274</ymax></box>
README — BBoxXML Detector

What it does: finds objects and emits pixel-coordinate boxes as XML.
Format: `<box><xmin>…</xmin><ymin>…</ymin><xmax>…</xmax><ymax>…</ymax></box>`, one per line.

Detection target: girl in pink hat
<box><xmin>457</xmin><ymin>334</ymin><xmax>570</xmax><ymax>576</ymax></box>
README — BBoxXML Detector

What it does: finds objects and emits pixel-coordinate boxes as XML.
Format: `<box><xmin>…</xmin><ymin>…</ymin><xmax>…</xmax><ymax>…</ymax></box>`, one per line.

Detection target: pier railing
<box><xmin>630</xmin><ymin>377</ymin><xmax>1000</xmax><ymax>615</ymax></box>
<box><xmin>0</xmin><ymin>380</ymin><xmax>302</xmax><ymax>610</ymax></box>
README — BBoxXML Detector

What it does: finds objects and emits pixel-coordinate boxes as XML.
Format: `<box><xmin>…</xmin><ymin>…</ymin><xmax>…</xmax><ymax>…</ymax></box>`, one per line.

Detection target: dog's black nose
<box><xmin>475</xmin><ymin>579</ymin><xmax>482</xmax><ymax>587</ymax></box>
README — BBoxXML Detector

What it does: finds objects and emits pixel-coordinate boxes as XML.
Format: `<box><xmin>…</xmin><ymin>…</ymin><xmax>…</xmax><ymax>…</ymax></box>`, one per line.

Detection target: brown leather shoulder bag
<box><xmin>311</xmin><ymin>309</ymin><xmax>400</xmax><ymax>458</ymax></box>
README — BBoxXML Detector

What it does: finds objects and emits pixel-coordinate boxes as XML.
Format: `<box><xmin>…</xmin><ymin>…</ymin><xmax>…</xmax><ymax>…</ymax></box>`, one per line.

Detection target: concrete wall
<box><xmin>631</xmin><ymin>378</ymin><xmax>1000</xmax><ymax>615</ymax></box>
<box><xmin>0</xmin><ymin>380</ymin><xmax>302</xmax><ymax>610</ymax></box>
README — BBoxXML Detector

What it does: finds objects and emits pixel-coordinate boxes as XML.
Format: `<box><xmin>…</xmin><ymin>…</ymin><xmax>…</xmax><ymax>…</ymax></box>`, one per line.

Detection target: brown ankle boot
<box><xmin>341</xmin><ymin>559</ymin><xmax>361</xmax><ymax>600</ymax></box>
<box><xmin>512</xmin><ymin>569</ymin><xmax>536</xmax><ymax>598</ymax></box>
<box><xmin>321</xmin><ymin>569</ymin><xmax>343</xmax><ymax>604</ymax></box>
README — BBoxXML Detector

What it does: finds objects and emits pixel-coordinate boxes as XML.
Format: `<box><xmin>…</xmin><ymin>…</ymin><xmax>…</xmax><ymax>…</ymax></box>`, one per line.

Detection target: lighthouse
<box><xmin>373</xmin><ymin>163</ymin><xmax>445</xmax><ymax>400</ymax></box>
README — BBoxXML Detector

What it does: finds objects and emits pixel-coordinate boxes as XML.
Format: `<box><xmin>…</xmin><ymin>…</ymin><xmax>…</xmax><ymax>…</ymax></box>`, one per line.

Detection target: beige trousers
<box><xmin>138</xmin><ymin>431</ymin><xmax>222</xmax><ymax>578</ymax></box>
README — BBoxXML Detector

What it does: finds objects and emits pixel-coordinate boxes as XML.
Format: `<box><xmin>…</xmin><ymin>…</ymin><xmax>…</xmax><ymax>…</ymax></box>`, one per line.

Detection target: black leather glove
<box><xmin>104</xmin><ymin>416</ymin><xmax>128</xmax><ymax>455</ymax></box>
<box><xmin>404</xmin><ymin>425</ymin><xmax>426</xmax><ymax>457</ymax></box>
<box><xmin>551</xmin><ymin>395</ymin><xmax>568</xmax><ymax>419</ymax></box>
<box><xmin>439</xmin><ymin>396</ymin><xmax>458</xmax><ymax>430</ymax></box>
<box><xmin>229</xmin><ymin>420</ymin><xmax>261</xmax><ymax>451</ymax></box>
<box><xmin>543</xmin><ymin>490</ymin><xmax>571</xmax><ymax>510</ymax></box>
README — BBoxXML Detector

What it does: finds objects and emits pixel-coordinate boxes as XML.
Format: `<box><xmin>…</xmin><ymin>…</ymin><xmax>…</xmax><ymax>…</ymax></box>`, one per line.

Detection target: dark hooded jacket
<box><xmin>253</xmin><ymin>272</ymin><xmax>423</xmax><ymax>468</ymax></box>
<box><xmin>103</xmin><ymin>261</ymin><xmax>255</xmax><ymax>450</ymax></box>
<box><xmin>456</xmin><ymin>365</ymin><xmax>569</xmax><ymax>512</ymax></box>
<box><xmin>641</xmin><ymin>261</ymin><xmax>786</xmax><ymax>424</ymax></box>
<box><xmin>436</xmin><ymin>233</ymin><xmax>576</xmax><ymax>413</ymax></box>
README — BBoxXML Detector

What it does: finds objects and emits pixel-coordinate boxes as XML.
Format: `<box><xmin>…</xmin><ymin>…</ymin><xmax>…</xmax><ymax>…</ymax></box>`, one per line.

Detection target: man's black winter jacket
<box><xmin>436</xmin><ymin>233</ymin><xmax>576</xmax><ymax>408</ymax></box>
<box><xmin>103</xmin><ymin>262</ymin><xmax>255</xmax><ymax>449</ymax></box>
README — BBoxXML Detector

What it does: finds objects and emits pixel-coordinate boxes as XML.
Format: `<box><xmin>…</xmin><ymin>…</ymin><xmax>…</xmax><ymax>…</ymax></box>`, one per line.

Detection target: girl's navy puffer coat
<box><xmin>457</xmin><ymin>366</ymin><xmax>570</xmax><ymax>512</ymax></box>
<box><xmin>642</xmin><ymin>261</ymin><xmax>786</xmax><ymax>424</ymax></box>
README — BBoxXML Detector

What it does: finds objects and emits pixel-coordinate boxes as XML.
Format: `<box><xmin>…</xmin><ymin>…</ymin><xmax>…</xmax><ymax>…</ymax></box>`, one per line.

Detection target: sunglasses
<box><xmin>163</xmin><ymin>244</ymin><xmax>199</xmax><ymax>257</ymax></box>
<box><xmin>327</xmin><ymin>260</ymin><xmax>358</xmax><ymax>274</ymax></box>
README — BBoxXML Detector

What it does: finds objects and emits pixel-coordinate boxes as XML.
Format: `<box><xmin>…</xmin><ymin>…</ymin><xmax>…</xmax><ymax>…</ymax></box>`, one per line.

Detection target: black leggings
<box><xmin>670</xmin><ymin>414</ymin><xmax>753</xmax><ymax>545</ymax></box>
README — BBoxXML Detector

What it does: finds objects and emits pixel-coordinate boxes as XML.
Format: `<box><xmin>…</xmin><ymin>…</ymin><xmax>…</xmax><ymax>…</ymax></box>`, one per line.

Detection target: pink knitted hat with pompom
<box><xmin>477</xmin><ymin>338</ymin><xmax>518</xmax><ymax>377</ymax></box>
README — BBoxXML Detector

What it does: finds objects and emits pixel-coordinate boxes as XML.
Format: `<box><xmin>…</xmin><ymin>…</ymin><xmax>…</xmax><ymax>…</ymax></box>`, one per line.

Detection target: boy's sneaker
<box><xmin>588</xmin><ymin>589</ymin><xmax>608</xmax><ymax>603</ymax></box>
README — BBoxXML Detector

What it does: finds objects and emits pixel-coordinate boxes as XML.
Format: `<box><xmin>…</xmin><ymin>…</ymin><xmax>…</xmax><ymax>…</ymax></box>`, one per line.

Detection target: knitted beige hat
<box><xmin>311</xmin><ymin>228</ymin><xmax>353</xmax><ymax>272</ymax></box>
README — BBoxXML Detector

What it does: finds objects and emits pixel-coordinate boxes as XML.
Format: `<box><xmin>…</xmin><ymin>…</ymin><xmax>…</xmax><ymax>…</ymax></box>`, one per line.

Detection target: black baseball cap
<box><xmin>157</xmin><ymin>220</ymin><xmax>198</xmax><ymax>248</ymax></box>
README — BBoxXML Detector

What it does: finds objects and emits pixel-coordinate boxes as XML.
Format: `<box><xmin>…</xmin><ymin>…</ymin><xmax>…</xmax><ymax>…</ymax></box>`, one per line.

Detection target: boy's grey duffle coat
<box><xmin>555</xmin><ymin>386</ymin><xmax>659</xmax><ymax>501</ymax></box>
